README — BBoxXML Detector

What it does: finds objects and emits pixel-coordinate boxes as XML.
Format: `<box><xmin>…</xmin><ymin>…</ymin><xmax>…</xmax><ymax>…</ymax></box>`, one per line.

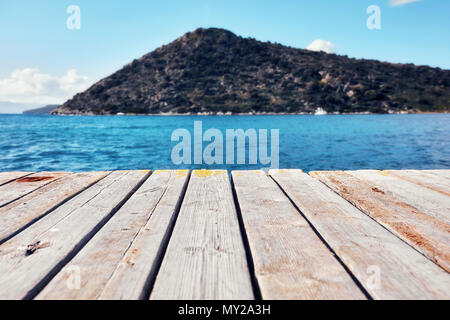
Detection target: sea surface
<box><xmin>0</xmin><ymin>114</ymin><xmax>449</xmax><ymax>172</ymax></box>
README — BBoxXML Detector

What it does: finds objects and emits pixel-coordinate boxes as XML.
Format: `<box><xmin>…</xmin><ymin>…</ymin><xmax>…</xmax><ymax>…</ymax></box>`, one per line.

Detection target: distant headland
<box><xmin>23</xmin><ymin>105</ymin><xmax>59</xmax><ymax>115</ymax></box>
<box><xmin>51</xmin><ymin>28</ymin><xmax>450</xmax><ymax>116</ymax></box>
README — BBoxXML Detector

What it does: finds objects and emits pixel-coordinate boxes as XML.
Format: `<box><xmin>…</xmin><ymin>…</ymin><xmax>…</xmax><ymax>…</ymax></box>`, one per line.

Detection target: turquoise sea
<box><xmin>0</xmin><ymin>114</ymin><xmax>449</xmax><ymax>172</ymax></box>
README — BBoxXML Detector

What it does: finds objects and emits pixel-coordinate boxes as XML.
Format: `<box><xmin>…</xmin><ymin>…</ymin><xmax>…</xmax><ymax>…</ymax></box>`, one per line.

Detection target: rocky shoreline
<box><xmin>50</xmin><ymin>109</ymin><xmax>447</xmax><ymax>116</ymax></box>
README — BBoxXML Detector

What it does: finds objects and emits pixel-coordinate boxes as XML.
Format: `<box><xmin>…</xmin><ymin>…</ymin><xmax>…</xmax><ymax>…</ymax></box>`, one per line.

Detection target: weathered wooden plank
<box><xmin>384</xmin><ymin>170</ymin><xmax>450</xmax><ymax>197</ymax></box>
<box><xmin>271</xmin><ymin>169</ymin><xmax>450</xmax><ymax>300</ymax></box>
<box><xmin>0</xmin><ymin>172</ymin><xmax>68</xmax><ymax>208</ymax></box>
<box><xmin>422</xmin><ymin>170</ymin><xmax>450</xmax><ymax>180</ymax></box>
<box><xmin>0</xmin><ymin>172</ymin><xmax>33</xmax><ymax>186</ymax></box>
<box><xmin>0</xmin><ymin>170</ymin><xmax>149</xmax><ymax>300</ymax></box>
<box><xmin>312</xmin><ymin>170</ymin><xmax>450</xmax><ymax>272</ymax></box>
<box><xmin>348</xmin><ymin>170</ymin><xmax>450</xmax><ymax>224</ymax></box>
<box><xmin>98</xmin><ymin>170</ymin><xmax>189</xmax><ymax>300</ymax></box>
<box><xmin>36</xmin><ymin>170</ymin><xmax>189</xmax><ymax>300</ymax></box>
<box><xmin>0</xmin><ymin>171</ymin><xmax>110</xmax><ymax>244</ymax></box>
<box><xmin>232</xmin><ymin>170</ymin><xmax>366</xmax><ymax>300</ymax></box>
<box><xmin>150</xmin><ymin>170</ymin><xmax>254</xmax><ymax>300</ymax></box>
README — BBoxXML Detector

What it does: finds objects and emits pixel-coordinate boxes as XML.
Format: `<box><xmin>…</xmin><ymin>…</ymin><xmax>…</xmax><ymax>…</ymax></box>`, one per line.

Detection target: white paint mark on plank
<box><xmin>36</xmin><ymin>170</ymin><xmax>189</xmax><ymax>300</ymax></box>
<box><xmin>0</xmin><ymin>170</ymin><xmax>149</xmax><ymax>300</ymax></box>
<box><xmin>271</xmin><ymin>169</ymin><xmax>450</xmax><ymax>300</ymax></box>
<box><xmin>232</xmin><ymin>170</ymin><xmax>366</xmax><ymax>300</ymax></box>
<box><xmin>0</xmin><ymin>171</ymin><xmax>110</xmax><ymax>244</ymax></box>
<box><xmin>150</xmin><ymin>170</ymin><xmax>254</xmax><ymax>300</ymax></box>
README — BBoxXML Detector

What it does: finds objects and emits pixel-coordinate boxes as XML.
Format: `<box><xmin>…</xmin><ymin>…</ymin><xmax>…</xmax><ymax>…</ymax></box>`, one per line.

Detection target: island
<box><xmin>52</xmin><ymin>28</ymin><xmax>450</xmax><ymax>115</ymax></box>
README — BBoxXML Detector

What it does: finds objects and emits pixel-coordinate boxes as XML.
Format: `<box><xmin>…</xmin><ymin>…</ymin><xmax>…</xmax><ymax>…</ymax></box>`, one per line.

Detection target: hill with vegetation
<box><xmin>52</xmin><ymin>28</ymin><xmax>450</xmax><ymax>115</ymax></box>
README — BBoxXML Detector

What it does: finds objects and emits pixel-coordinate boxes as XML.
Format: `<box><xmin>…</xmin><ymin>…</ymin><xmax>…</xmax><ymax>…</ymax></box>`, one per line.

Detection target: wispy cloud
<box><xmin>306</xmin><ymin>39</ymin><xmax>336</xmax><ymax>54</ymax></box>
<box><xmin>0</xmin><ymin>68</ymin><xmax>92</xmax><ymax>105</ymax></box>
<box><xmin>390</xmin><ymin>0</ymin><xmax>420</xmax><ymax>7</ymax></box>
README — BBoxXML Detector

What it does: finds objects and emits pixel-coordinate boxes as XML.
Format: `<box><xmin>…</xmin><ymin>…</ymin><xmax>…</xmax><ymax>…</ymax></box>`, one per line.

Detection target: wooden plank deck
<box><xmin>0</xmin><ymin>172</ymin><xmax>33</xmax><ymax>187</ymax></box>
<box><xmin>0</xmin><ymin>172</ymin><xmax>68</xmax><ymax>208</ymax></box>
<box><xmin>310</xmin><ymin>170</ymin><xmax>450</xmax><ymax>272</ymax></box>
<box><xmin>232</xmin><ymin>170</ymin><xmax>366</xmax><ymax>300</ymax></box>
<box><xmin>150</xmin><ymin>170</ymin><xmax>254</xmax><ymax>300</ymax></box>
<box><xmin>0</xmin><ymin>169</ymin><xmax>448</xmax><ymax>300</ymax></box>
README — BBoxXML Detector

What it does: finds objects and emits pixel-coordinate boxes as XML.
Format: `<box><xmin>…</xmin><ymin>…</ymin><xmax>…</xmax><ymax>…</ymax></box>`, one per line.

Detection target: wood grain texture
<box><xmin>150</xmin><ymin>170</ymin><xmax>254</xmax><ymax>300</ymax></box>
<box><xmin>312</xmin><ymin>170</ymin><xmax>450</xmax><ymax>271</ymax></box>
<box><xmin>349</xmin><ymin>170</ymin><xmax>450</xmax><ymax>224</ymax></box>
<box><xmin>423</xmin><ymin>170</ymin><xmax>450</xmax><ymax>180</ymax></box>
<box><xmin>384</xmin><ymin>170</ymin><xmax>450</xmax><ymax>197</ymax></box>
<box><xmin>271</xmin><ymin>169</ymin><xmax>450</xmax><ymax>300</ymax></box>
<box><xmin>0</xmin><ymin>171</ymin><xmax>110</xmax><ymax>244</ymax></box>
<box><xmin>0</xmin><ymin>170</ymin><xmax>149</xmax><ymax>300</ymax></box>
<box><xmin>0</xmin><ymin>172</ymin><xmax>33</xmax><ymax>186</ymax></box>
<box><xmin>232</xmin><ymin>170</ymin><xmax>366</xmax><ymax>300</ymax></box>
<box><xmin>36</xmin><ymin>170</ymin><xmax>189</xmax><ymax>300</ymax></box>
<box><xmin>0</xmin><ymin>172</ymin><xmax>68</xmax><ymax>208</ymax></box>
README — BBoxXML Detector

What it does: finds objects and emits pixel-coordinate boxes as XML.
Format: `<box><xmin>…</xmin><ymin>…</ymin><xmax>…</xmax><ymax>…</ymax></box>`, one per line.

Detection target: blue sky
<box><xmin>0</xmin><ymin>0</ymin><xmax>449</xmax><ymax>111</ymax></box>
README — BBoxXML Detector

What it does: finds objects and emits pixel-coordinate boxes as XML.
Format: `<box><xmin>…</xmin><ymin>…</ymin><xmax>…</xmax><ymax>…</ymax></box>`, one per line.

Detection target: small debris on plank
<box><xmin>26</xmin><ymin>241</ymin><xmax>50</xmax><ymax>256</ymax></box>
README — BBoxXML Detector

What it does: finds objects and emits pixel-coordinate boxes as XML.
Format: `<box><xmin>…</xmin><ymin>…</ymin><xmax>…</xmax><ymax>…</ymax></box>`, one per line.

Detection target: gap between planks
<box><xmin>270</xmin><ymin>169</ymin><xmax>450</xmax><ymax>300</ymax></box>
<box><xmin>0</xmin><ymin>171</ymin><xmax>111</xmax><ymax>245</ymax></box>
<box><xmin>0</xmin><ymin>172</ymin><xmax>69</xmax><ymax>209</ymax></box>
<box><xmin>150</xmin><ymin>170</ymin><xmax>254</xmax><ymax>300</ymax></box>
<box><xmin>0</xmin><ymin>170</ymin><xmax>150</xmax><ymax>300</ymax></box>
<box><xmin>310</xmin><ymin>170</ymin><xmax>450</xmax><ymax>272</ymax></box>
<box><xmin>36</xmin><ymin>170</ymin><xmax>189</xmax><ymax>300</ymax></box>
<box><xmin>0</xmin><ymin>172</ymin><xmax>34</xmax><ymax>187</ymax></box>
<box><xmin>0</xmin><ymin>169</ymin><xmax>448</xmax><ymax>300</ymax></box>
<box><xmin>232</xmin><ymin>170</ymin><xmax>366</xmax><ymax>300</ymax></box>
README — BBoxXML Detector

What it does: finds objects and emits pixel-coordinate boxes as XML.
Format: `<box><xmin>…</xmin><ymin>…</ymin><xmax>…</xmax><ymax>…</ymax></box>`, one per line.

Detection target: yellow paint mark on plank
<box><xmin>114</xmin><ymin>170</ymin><xmax>151</xmax><ymax>173</ymax></box>
<box><xmin>153</xmin><ymin>170</ymin><xmax>189</xmax><ymax>178</ymax></box>
<box><xmin>378</xmin><ymin>171</ymin><xmax>388</xmax><ymax>176</ymax></box>
<box><xmin>176</xmin><ymin>170</ymin><xmax>189</xmax><ymax>178</ymax></box>
<box><xmin>194</xmin><ymin>170</ymin><xmax>227</xmax><ymax>178</ymax></box>
<box><xmin>153</xmin><ymin>170</ymin><xmax>169</xmax><ymax>175</ymax></box>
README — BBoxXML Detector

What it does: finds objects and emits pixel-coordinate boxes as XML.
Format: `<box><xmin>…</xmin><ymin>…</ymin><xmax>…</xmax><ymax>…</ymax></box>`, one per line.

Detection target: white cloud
<box><xmin>390</xmin><ymin>0</ymin><xmax>420</xmax><ymax>6</ymax></box>
<box><xmin>306</xmin><ymin>39</ymin><xmax>337</xmax><ymax>54</ymax></box>
<box><xmin>0</xmin><ymin>68</ymin><xmax>92</xmax><ymax>105</ymax></box>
